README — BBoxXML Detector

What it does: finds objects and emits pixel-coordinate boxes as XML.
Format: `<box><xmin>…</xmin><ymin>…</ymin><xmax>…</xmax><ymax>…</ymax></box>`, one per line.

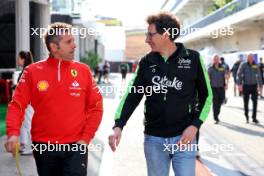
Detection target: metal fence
<box><xmin>180</xmin><ymin>0</ymin><xmax>263</xmax><ymax>36</ymax></box>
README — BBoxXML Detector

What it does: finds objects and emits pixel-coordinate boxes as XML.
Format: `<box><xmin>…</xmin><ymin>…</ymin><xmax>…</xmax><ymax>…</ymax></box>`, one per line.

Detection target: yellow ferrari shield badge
<box><xmin>71</xmin><ymin>69</ymin><xmax>78</xmax><ymax>77</ymax></box>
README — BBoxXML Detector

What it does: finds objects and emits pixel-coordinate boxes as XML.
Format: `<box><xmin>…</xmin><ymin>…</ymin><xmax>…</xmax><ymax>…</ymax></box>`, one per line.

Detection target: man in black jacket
<box><xmin>237</xmin><ymin>54</ymin><xmax>262</xmax><ymax>123</ymax></box>
<box><xmin>109</xmin><ymin>12</ymin><xmax>213</xmax><ymax>176</ymax></box>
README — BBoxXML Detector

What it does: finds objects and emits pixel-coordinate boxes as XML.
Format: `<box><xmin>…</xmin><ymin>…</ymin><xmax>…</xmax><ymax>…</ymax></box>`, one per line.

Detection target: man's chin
<box><xmin>151</xmin><ymin>48</ymin><xmax>158</xmax><ymax>52</ymax></box>
<box><xmin>68</xmin><ymin>53</ymin><xmax>75</xmax><ymax>60</ymax></box>
<box><xmin>64</xmin><ymin>56</ymin><xmax>74</xmax><ymax>61</ymax></box>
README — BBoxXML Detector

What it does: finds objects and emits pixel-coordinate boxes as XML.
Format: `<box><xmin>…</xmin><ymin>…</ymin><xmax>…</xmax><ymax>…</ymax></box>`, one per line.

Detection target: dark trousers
<box><xmin>121</xmin><ymin>71</ymin><xmax>127</xmax><ymax>79</ymax></box>
<box><xmin>97</xmin><ymin>70</ymin><xmax>103</xmax><ymax>83</ymax></box>
<box><xmin>243</xmin><ymin>85</ymin><xmax>258</xmax><ymax>120</ymax></box>
<box><xmin>212</xmin><ymin>87</ymin><xmax>225</xmax><ymax>121</ymax></box>
<box><xmin>33</xmin><ymin>143</ymin><xmax>88</xmax><ymax>176</ymax></box>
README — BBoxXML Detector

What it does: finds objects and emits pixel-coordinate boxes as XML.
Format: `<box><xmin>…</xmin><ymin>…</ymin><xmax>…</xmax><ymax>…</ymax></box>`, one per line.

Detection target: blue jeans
<box><xmin>144</xmin><ymin>134</ymin><xmax>197</xmax><ymax>176</ymax></box>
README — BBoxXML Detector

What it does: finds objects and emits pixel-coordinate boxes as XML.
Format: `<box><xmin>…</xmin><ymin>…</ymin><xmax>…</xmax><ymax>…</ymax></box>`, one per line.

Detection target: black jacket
<box><xmin>114</xmin><ymin>43</ymin><xmax>213</xmax><ymax>137</ymax></box>
<box><xmin>237</xmin><ymin>62</ymin><xmax>263</xmax><ymax>86</ymax></box>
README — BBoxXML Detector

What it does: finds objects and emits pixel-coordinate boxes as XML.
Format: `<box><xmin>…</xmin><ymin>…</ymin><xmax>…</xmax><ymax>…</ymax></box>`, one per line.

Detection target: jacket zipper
<box><xmin>58</xmin><ymin>60</ymin><xmax>61</xmax><ymax>82</ymax></box>
<box><xmin>163</xmin><ymin>58</ymin><xmax>169</xmax><ymax>101</ymax></box>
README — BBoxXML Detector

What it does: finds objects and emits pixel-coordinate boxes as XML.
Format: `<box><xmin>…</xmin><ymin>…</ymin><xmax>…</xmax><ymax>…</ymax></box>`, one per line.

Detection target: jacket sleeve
<box><xmin>257</xmin><ymin>66</ymin><xmax>263</xmax><ymax>86</ymax></box>
<box><xmin>207</xmin><ymin>67</ymin><xmax>212</xmax><ymax>81</ymax></box>
<box><xmin>192</xmin><ymin>54</ymin><xmax>213</xmax><ymax>129</ymax></box>
<box><xmin>113</xmin><ymin>58</ymin><xmax>145</xmax><ymax>130</ymax></box>
<box><xmin>81</xmin><ymin>67</ymin><xmax>103</xmax><ymax>144</ymax></box>
<box><xmin>6</xmin><ymin>67</ymin><xmax>32</xmax><ymax>137</ymax></box>
<box><xmin>237</xmin><ymin>63</ymin><xmax>244</xmax><ymax>85</ymax></box>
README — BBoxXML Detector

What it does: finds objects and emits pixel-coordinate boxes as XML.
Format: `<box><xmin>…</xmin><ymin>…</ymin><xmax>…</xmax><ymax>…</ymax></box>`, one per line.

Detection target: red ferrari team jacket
<box><xmin>6</xmin><ymin>57</ymin><xmax>103</xmax><ymax>144</ymax></box>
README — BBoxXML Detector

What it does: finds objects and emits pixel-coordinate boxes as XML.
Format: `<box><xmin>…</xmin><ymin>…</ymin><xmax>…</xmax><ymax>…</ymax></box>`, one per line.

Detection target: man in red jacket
<box><xmin>5</xmin><ymin>22</ymin><xmax>103</xmax><ymax>176</ymax></box>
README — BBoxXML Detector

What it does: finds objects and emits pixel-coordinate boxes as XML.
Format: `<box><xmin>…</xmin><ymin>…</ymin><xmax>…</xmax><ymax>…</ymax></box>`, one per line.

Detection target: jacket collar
<box><xmin>148</xmin><ymin>43</ymin><xmax>190</xmax><ymax>64</ymax></box>
<box><xmin>47</xmin><ymin>56</ymin><xmax>73</xmax><ymax>66</ymax></box>
<box><xmin>171</xmin><ymin>42</ymin><xmax>190</xmax><ymax>59</ymax></box>
<box><xmin>247</xmin><ymin>61</ymin><xmax>256</xmax><ymax>66</ymax></box>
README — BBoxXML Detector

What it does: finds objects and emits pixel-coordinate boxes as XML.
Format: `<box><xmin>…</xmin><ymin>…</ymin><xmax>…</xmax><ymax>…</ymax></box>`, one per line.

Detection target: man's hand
<box><xmin>258</xmin><ymin>86</ymin><xmax>262</xmax><ymax>94</ymax></box>
<box><xmin>176</xmin><ymin>125</ymin><xmax>198</xmax><ymax>145</ymax></box>
<box><xmin>5</xmin><ymin>135</ymin><xmax>19</xmax><ymax>157</ymax></box>
<box><xmin>238</xmin><ymin>85</ymin><xmax>243</xmax><ymax>92</ymax></box>
<box><xmin>225</xmin><ymin>84</ymin><xmax>228</xmax><ymax>90</ymax></box>
<box><xmin>108</xmin><ymin>127</ymin><xmax>122</xmax><ymax>152</ymax></box>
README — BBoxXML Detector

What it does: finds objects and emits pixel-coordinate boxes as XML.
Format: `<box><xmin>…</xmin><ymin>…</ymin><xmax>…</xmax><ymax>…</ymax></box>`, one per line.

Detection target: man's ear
<box><xmin>50</xmin><ymin>43</ymin><xmax>59</xmax><ymax>53</ymax></box>
<box><xmin>163</xmin><ymin>32</ymin><xmax>171</xmax><ymax>40</ymax></box>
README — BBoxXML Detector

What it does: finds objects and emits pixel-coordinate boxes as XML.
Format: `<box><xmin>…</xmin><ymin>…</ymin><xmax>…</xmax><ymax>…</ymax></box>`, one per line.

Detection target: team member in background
<box><xmin>231</xmin><ymin>58</ymin><xmax>242</xmax><ymax>96</ymax></box>
<box><xmin>5</xmin><ymin>23</ymin><xmax>103</xmax><ymax>176</ymax></box>
<box><xmin>103</xmin><ymin>60</ymin><xmax>110</xmax><ymax>84</ymax></box>
<box><xmin>109</xmin><ymin>12</ymin><xmax>212</xmax><ymax>176</ymax></box>
<box><xmin>119</xmin><ymin>61</ymin><xmax>129</xmax><ymax>82</ymax></box>
<box><xmin>237</xmin><ymin>54</ymin><xmax>262</xmax><ymax>124</ymax></box>
<box><xmin>17</xmin><ymin>51</ymin><xmax>34</xmax><ymax>155</ymax></box>
<box><xmin>208</xmin><ymin>55</ymin><xmax>229</xmax><ymax>124</ymax></box>
<box><xmin>220</xmin><ymin>57</ymin><xmax>230</xmax><ymax>103</ymax></box>
<box><xmin>259</xmin><ymin>57</ymin><xmax>264</xmax><ymax>98</ymax></box>
<box><xmin>97</xmin><ymin>61</ymin><xmax>104</xmax><ymax>84</ymax></box>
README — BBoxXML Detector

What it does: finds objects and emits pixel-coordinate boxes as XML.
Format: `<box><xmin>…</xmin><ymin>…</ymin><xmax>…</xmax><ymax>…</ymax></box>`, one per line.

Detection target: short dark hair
<box><xmin>19</xmin><ymin>51</ymin><xmax>33</xmax><ymax>68</ymax></box>
<box><xmin>44</xmin><ymin>22</ymin><xmax>72</xmax><ymax>52</ymax></box>
<box><xmin>146</xmin><ymin>12</ymin><xmax>181</xmax><ymax>41</ymax></box>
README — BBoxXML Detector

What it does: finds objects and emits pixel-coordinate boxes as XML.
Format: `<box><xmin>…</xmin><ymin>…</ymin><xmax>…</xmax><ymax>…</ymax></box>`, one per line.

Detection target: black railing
<box><xmin>180</xmin><ymin>0</ymin><xmax>263</xmax><ymax>36</ymax></box>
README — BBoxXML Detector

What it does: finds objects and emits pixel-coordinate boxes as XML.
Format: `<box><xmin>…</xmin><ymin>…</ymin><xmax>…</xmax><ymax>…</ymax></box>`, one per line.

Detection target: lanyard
<box><xmin>15</xmin><ymin>143</ymin><xmax>23</xmax><ymax>176</ymax></box>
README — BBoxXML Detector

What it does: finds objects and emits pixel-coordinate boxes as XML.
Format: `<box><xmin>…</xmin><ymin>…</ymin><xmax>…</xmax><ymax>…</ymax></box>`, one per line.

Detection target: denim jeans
<box><xmin>144</xmin><ymin>134</ymin><xmax>197</xmax><ymax>176</ymax></box>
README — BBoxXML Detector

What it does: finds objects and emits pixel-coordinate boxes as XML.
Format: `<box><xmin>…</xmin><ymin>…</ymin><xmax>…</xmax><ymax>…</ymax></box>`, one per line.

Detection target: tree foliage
<box><xmin>207</xmin><ymin>0</ymin><xmax>234</xmax><ymax>14</ymax></box>
<box><xmin>80</xmin><ymin>51</ymin><xmax>101</xmax><ymax>70</ymax></box>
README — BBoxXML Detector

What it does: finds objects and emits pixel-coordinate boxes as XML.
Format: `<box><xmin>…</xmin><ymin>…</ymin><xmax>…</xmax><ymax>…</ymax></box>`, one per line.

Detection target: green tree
<box><xmin>213</xmin><ymin>0</ymin><xmax>233</xmax><ymax>9</ymax></box>
<box><xmin>207</xmin><ymin>0</ymin><xmax>234</xmax><ymax>14</ymax></box>
<box><xmin>80</xmin><ymin>51</ymin><xmax>101</xmax><ymax>70</ymax></box>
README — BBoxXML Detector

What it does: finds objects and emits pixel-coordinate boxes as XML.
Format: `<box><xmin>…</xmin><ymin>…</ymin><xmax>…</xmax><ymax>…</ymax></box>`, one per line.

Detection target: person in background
<box><xmin>237</xmin><ymin>53</ymin><xmax>262</xmax><ymax>124</ymax></box>
<box><xmin>119</xmin><ymin>61</ymin><xmax>129</xmax><ymax>82</ymax></box>
<box><xmin>231</xmin><ymin>58</ymin><xmax>242</xmax><ymax>96</ymax></box>
<box><xmin>132</xmin><ymin>61</ymin><xmax>138</xmax><ymax>73</ymax></box>
<box><xmin>103</xmin><ymin>60</ymin><xmax>110</xmax><ymax>84</ymax></box>
<box><xmin>97</xmin><ymin>61</ymin><xmax>104</xmax><ymax>84</ymax></box>
<box><xmin>208</xmin><ymin>55</ymin><xmax>229</xmax><ymax>124</ymax></box>
<box><xmin>118</xmin><ymin>61</ymin><xmax>130</xmax><ymax>98</ymax></box>
<box><xmin>93</xmin><ymin>65</ymin><xmax>99</xmax><ymax>79</ymax></box>
<box><xmin>259</xmin><ymin>57</ymin><xmax>264</xmax><ymax>98</ymax></box>
<box><xmin>220</xmin><ymin>57</ymin><xmax>230</xmax><ymax>103</ymax></box>
<box><xmin>17</xmin><ymin>51</ymin><xmax>34</xmax><ymax>155</ymax></box>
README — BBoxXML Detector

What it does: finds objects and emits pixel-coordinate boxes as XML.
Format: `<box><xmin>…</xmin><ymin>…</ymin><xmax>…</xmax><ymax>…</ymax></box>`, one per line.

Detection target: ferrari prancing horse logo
<box><xmin>71</xmin><ymin>69</ymin><xmax>78</xmax><ymax>77</ymax></box>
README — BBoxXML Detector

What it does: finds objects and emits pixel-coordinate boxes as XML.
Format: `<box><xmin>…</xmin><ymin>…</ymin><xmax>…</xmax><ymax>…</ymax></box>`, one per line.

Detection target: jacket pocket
<box><xmin>144</xmin><ymin>96</ymin><xmax>164</xmax><ymax>127</ymax></box>
<box><xmin>165</xmin><ymin>97</ymin><xmax>190</xmax><ymax>124</ymax></box>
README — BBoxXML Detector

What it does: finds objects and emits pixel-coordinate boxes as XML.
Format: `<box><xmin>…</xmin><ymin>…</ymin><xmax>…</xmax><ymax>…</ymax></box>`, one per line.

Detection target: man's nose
<box><xmin>145</xmin><ymin>37</ymin><xmax>150</xmax><ymax>44</ymax></box>
<box><xmin>72</xmin><ymin>43</ymin><xmax>76</xmax><ymax>49</ymax></box>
